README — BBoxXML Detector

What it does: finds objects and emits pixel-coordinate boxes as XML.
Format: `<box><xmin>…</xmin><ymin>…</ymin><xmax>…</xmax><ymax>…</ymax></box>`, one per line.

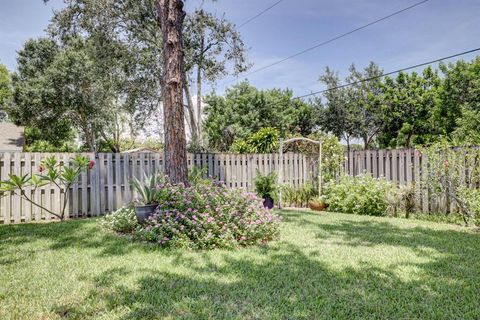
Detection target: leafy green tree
<box><xmin>183</xmin><ymin>9</ymin><xmax>249</xmax><ymax>147</ymax></box>
<box><xmin>346</xmin><ymin>62</ymin><xmax>384</xmax><ymax>149</ymax></box>
<box><xmin>8</xmin><ymin>38</ymin><xmax>74</xmax><ymax>146</ymax></box>
<box><xmin>231</xmin><ymin>127</ymin><xmax>280</xmax><ymax>154</ymax></box>
<box><xmin>439</xmin><ymin>57</ymin><xmax>480</xmax><ymax>144</ymax></box>
<box><xmin>379</xmin><ymin>67</ymin><xmax>441</xmax><ymax>148</ymax></box>
<box><xmin>317</xmin><ymin>67</ymin><xmax>359</xmax><ymax>151</ymax></box>
<box><xmin>0</xmin><ymin>63</ymin><xmax>12</xmax><ymax>121</ymax></box>
<box><xmin>49</xmin><ymin>0</ymin><xmax>248</xmax><ymax>155</ymax></box>
<box><xmin>454</xmin><ymin>108</ymin><xmax>480</xmax><ymax>144</ymax></box>
<box><xmin>203</xmin><ymin>82</ymin><xmax>315</xmax><ymax>151</ymax></box>
<box><xmin>28</xmin><ymin>0</ymin><xmax>163</xmax><ymax>152</ymax></box>
<box><xmin>10</xmin><ymin>29</ymin><xmax>157</xmax><ymax>152</ymax></box>
<box><xmin>10</xmin><ymin>38</ymin><xmax>102</xmax><ymax>151</ymax></box>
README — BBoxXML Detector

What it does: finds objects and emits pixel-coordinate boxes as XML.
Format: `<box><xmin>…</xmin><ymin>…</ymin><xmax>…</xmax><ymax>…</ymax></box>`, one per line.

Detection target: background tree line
<box><xmin>0</xmin><ymin>0</ymin><xmax>478</xmax><ymax>153</ymax></box>
<box><xmin>203</xmin><ymin>57</ymin><xmax>480</xmax><ymax>152</ymax></box>
<box><xmin>0</xmin><ymin>0</ymin><xmax>248</xmax><ymax>153</ymax></box>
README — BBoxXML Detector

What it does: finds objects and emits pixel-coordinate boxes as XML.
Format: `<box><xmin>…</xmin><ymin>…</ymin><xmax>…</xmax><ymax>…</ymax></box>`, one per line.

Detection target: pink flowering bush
<box><xmin>135</xmin><ymin>181</ymin><xmax>281</xmax><ymax>249</ymax></box>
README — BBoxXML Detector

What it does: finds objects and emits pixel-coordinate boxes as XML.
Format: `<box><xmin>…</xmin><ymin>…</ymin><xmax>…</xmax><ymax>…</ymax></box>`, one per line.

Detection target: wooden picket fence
<box><xmin>0</xmin><ymin>152</ymin><xmax>314</xmax><ymax>224</ymax></box>
<box><xmin>343</xmin><ymin>148</ymin><xmax>464</xmax><ymax>213</ymax></box>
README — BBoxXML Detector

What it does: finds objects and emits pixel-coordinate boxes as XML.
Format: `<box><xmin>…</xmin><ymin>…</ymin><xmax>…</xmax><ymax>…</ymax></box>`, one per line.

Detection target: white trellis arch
<box><xmin>278</xmin><ymin>137</ymin><xmax>323</xmax><ymax>209</ymax></box>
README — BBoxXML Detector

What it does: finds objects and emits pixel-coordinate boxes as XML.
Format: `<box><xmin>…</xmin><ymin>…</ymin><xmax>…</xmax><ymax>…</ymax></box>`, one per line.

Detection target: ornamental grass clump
<box><xmin>135</xmin><ymin>181</ymin><xmax>281</xmax><ymax>249</ymax></box>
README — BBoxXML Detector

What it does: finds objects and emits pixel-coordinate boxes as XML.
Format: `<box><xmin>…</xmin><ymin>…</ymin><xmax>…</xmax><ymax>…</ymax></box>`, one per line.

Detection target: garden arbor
<box><xmin>278</xmin><ymin>137</ymin><xmax>323</xmax><ymax>208</ymax></box>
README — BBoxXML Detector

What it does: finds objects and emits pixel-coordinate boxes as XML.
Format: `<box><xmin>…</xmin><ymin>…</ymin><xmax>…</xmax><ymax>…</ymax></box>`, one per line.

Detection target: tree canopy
<box><xmin>203</xmin><ymin>81</ymin><xmax>318</xmax><ymax>151</ymax></box>
<box><xmin>315</xmin><ymin>57</ymin><xmax>480</xmax><ymax>149</ymax></box>
<box><xmin>0</xmin><ymin>63</ymin><xmax>12</xmax><ymax>121</ymax></box>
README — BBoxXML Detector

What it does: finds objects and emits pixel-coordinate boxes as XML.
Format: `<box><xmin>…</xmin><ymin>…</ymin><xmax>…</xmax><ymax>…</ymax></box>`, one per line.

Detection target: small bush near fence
<box><xmin>322</xmin><ymin>175</ymin><xmax>394</xmax><ymax>216</ymax></box>
<box><xmin>421</xmin><ymin>141</ymin><xmax>480</xmax><ymax>226</ymax></box>
<box><xmin>101</xmin><ymin>205</ymin><xmax>137</xmax><ymax>234</ymax></box>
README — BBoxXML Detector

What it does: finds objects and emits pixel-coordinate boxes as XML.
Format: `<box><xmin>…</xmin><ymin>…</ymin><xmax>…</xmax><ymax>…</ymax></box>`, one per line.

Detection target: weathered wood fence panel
<box><xmin>343</xmin><ymin>148</ymin><xmax>463</xmax><ymax>214</ymax></box>
<box><xmin>0</xmin><ymin>152</ymin><xmax>314</xmax><ymax>224</ymax></box>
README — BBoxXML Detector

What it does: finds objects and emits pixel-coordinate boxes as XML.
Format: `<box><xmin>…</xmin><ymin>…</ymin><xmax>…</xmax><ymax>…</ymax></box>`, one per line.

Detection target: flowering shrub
<box><xmin>101</xmin><ymin>205</ymin><xmax>138</xmax><ymax>234</ymax></box>
<box><xmin>322</xmin><ymin>174</ymin><xmax>394</xmax><ymax>216</ymax></box>
<box><xmin>136</xmin><ymin>181</ymin><xmax>281</xmax><ymax>249</ymax></box>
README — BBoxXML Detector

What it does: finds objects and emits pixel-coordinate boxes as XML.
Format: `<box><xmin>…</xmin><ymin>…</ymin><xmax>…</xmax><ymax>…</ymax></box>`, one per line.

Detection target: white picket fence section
<box><xmin>0</xmin><ymin>152</ymin><xmax>314</xmax><ymax>224</ymax></box>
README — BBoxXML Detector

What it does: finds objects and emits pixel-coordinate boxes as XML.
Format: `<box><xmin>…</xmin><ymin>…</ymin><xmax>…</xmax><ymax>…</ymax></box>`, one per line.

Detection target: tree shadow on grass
<box><xmin>314</xmin><ymin>219</ymin><xmax>480</xmax><ymax>260</ymax></box>
<box><xmin>3</xmin><ymin>211</ymin><xmax>480</xmax><ymax>318</ymax></box>
<box><xmin>0</xmin><ymin>219</ymin><xmax>164</xmax><ymax>260</ymax></box>
<box><xmin>57</xmin><ymin>240</ymin><xmax>480</xmax><ymax>319</ymax></box>
<box><xmin>283</xmin><ymin>209</ymin><xmax>479</xmax><ymax>258</ymax></box>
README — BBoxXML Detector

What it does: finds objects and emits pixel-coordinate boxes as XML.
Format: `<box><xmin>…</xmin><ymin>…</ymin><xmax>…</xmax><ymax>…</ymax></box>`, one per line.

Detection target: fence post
<box><xmin>278</xmin><ymin>139</ymin><xmax>284</xmax><ymax>209</ymax></box>
<box><xmin>318</xmin><ymin>140</ymin><xmax>323</xmax><ymax>197</ymax></box>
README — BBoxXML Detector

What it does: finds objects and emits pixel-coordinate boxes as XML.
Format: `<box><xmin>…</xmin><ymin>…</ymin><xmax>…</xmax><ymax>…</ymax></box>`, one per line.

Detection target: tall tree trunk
<box><xmin>83</xmin><ymin>124</ymin><xmax>96</xmax><ymax>153</ymax></box>
<box><xmin>183</xmin><ymin>73</ymin><xmax>198</xmax><ymax>143</ymax></box>
<box><xmin>196</xmin><ymin>35</ymin><xmax>204</xmax><ymax>140</ymax></box>
<box><xmin>158</xmin><ymin>0</ymin><xmax>188</xmax><ymax>184</ymax></box>
<box><xmin>345</xmin><ymin>136</ymin><xmax>351</xmax><ymax>170</ymax></box>
<box><xmin>196</xmin><ymin>65</ymin><xmax>202</xmax><ymax>142</ymax></box>
<box><xmin>363</xmin><ymin>135</ymin><xmax>369</xmax><ymax>150</ymax></box>
<box><xmin>405</xmin><ymin>132</ymin><xmax>413</xmax><ymax>148</ymax></box>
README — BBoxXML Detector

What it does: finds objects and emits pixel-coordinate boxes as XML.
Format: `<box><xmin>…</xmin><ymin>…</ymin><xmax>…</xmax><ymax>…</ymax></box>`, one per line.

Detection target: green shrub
<box><xmin>421</xmin><ymin>141</ymin><xmax>480</xmax><ymax>225</ymax></box>
<box><xmin>323</xmin><ymin>175</ymin><xmax>394</xmax><ymax>216</ymax></box>
<box><xmin>247</xmin><ymin>127</ymin><xmax>279</xmax><ymax>153</ymax></box>
<box><xmin>458</xmin><ymin>187</ymin><xmax>480</xmax><ymax>226</ymax></box>
<box><xmin>254</xmin><ymin>170</ymin><xmax>277</xmax><ymax>200</ymax></box>
<box><xmin>230</xmin><ymin>139</ymin><xmax>251</xmax><ymax>154</ymax></box>
<box><xmin>230</xmin><ymin>127</ymin><xmax>279</xmax><ymax>154</ymax></box>
<box><xmin>101</xmin><ymin>205</ymin><xmax>138</xmax><ymax>234</ymax></box>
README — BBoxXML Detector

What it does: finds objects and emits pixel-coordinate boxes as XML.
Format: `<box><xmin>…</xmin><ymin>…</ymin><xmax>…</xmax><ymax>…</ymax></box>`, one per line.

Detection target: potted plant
<box><xmin>130</xmin><ymin>173</ymin><xmax>163</xmax><ymax>222</ymax></box>
<box><xmin>254</xmin><ymin>170</ymin><xmax>277</xmax><ymax>209</ymax></box>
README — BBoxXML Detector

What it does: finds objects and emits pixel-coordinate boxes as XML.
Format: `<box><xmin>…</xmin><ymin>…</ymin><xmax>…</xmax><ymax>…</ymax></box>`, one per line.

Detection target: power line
<box><xmin>225</xmin><ymin>0</ymin><xmax>430</xmax><ymax>84</ymax></box>
<box><xmin>293</xmin><ymin>46</ymin><xmax>480</xmax><ymax>100</ymax></box>
<box><xmin>238</xmin><ymin>0</ymin><xmax>285</xmax><ymax>29</ymax></box>
<box><xmin>254</xmin><ymin>46</ymin><xmax>480</xmax><ymax>110</ymax></box>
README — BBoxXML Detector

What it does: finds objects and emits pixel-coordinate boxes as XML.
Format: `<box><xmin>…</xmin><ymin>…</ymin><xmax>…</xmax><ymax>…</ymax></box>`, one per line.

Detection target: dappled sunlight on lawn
<box><xmin>1</xmin><ymin>210</ymin><xmax>479</xmax><ymax>319</ymax></box>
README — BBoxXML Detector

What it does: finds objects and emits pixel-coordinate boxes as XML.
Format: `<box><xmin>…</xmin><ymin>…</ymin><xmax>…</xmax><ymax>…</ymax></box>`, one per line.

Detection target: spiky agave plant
<box><xmin>130</xmin><ymin>173</ymin><xmax>163</xmax><ymax>205</ymax></box>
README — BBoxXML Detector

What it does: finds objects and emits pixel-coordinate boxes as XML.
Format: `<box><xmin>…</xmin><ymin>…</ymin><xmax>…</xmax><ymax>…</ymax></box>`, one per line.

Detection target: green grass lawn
<box><xmin>1</xmin><ymin>210</ymin><xmax>479</xmax><ymax>319</ymax></box>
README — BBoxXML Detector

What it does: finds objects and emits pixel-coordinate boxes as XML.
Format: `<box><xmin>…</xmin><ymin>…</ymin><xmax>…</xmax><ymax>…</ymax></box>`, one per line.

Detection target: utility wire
<box><xmin>238</xmin><ymin>0</ymin><xmax>285</xmax><ymax>28</ymax></box>
<box><xmin>225</xmin><ymin>0</ymin><xmax>430</xmax><ymax>84</ymax></box>
<box><xmin>293</xmin><ymin>46</ymin><xmax>480</xmax><ymax>100</ymax></box>
<box><xmin>253</xmin><ymin>46</ymin><xmax>480</xmax><ymax>110</ymax></box>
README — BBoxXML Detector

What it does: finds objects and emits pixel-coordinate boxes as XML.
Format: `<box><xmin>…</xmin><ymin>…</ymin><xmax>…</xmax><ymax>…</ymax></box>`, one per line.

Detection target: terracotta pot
<box><xmin>308</xmin><ymin>200</ymin><xmax>328</xmax><ymax>212</ymax></box>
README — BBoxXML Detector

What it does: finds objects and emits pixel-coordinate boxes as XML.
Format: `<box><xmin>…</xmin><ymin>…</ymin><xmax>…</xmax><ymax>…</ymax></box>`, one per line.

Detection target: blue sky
<box><xmin>1</xmin><ymin>0</ymin><xmax>480</xmax><ymax>97</ymax></box>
